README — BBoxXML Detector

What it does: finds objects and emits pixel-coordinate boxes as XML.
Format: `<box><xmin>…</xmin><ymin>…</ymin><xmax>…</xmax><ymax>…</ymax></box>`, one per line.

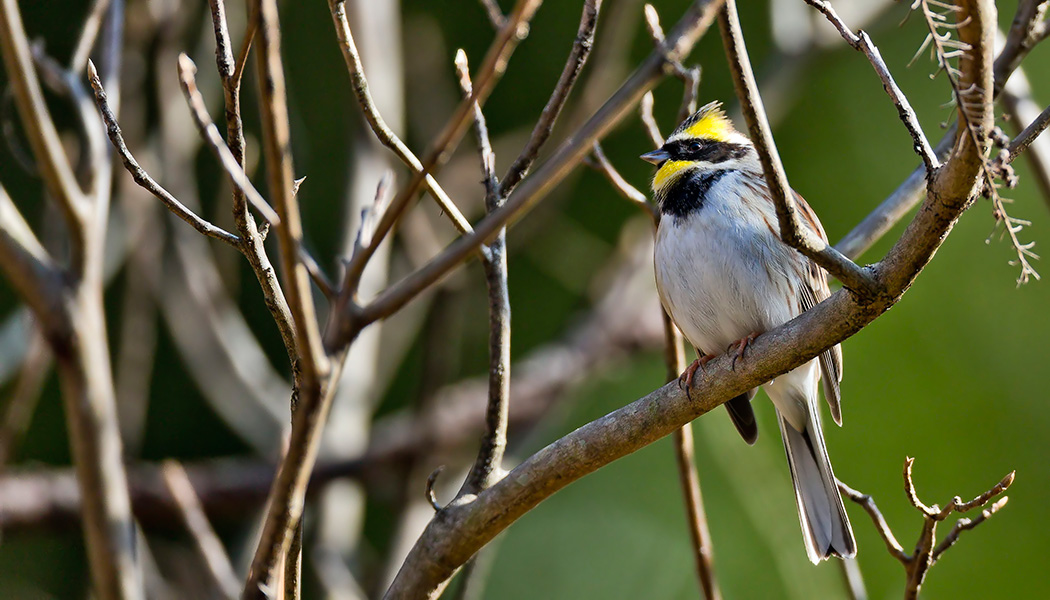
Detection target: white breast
<box><xmin>654</xmin><ymin>170</ymin><xmax>804</xmax><ymax>354</ymax></box>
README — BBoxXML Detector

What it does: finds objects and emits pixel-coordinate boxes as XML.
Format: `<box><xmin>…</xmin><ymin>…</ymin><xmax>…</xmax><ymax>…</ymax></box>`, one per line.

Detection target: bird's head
<box><xmin>640</xmin><ymin>101</ymin><xmax>753</xmax><ymax>195</ymax></box>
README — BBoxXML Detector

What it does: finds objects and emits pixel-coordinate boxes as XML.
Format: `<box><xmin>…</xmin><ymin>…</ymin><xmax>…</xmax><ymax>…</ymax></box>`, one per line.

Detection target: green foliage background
<box><xmin>0</xmin><ymin>0</ymin><xmax>1046</xmax><ymax>598</ymax></box>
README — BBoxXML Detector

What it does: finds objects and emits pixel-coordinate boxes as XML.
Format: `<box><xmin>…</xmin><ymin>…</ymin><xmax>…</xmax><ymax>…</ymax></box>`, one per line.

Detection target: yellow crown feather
<box><xmin>671</xmin><ymin>101</ymin><xmax>734</xmax><ymax>142</ymax></box>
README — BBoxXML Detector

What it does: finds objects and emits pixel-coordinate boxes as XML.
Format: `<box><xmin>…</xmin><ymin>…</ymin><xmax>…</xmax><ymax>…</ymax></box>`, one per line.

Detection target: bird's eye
<box><xmin>688</xmin><ymin>141</ymin><xmax>703</xmax><ymax>153</ymax></box>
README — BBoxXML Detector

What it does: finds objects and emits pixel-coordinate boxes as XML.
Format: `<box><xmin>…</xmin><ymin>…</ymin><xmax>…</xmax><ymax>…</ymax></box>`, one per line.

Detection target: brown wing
<box><xmin>793</xmin><ymin>191</ymin><xmax>845</xmax><ymax>426</ymax></box>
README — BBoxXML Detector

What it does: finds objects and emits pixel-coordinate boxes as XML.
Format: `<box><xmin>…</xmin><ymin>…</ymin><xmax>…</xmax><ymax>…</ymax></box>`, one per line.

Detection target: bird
<box><xmin>641</xmin><ymin>101</ymin><xmax>856</xmax><ymax>563</ymax></box>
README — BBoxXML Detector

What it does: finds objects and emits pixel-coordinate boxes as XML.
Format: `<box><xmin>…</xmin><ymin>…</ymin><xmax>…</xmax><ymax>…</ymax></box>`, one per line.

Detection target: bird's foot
<box><xmin>678</xmin><ymin>353</ymin><xmax>717</xmax><ymax>397</ymax></box>
<box><xmin>727</xmin><ymin>332</ymin><xmax>759</xmax><ymax>370</ymax></box>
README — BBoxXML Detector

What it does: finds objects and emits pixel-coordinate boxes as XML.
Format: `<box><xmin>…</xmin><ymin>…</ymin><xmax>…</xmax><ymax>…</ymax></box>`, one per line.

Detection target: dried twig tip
<box><xmin>86</xmin><ymin>58</ymin><xmax>98</xmax><ymax>82</ymax></box>
<box><xmin>644</xmin><ymin>4</ymin><xmax>665</xmax><ymax>44</ymax></box>
<box><xmin>426</xmin><ymin>466</ymin><xmax>446</xmax><ymax>512</ymax></box>
<box><xmin>177</xmin><ymin>53</ymin><xmax>197</xmax><ymax>77</ymax></box>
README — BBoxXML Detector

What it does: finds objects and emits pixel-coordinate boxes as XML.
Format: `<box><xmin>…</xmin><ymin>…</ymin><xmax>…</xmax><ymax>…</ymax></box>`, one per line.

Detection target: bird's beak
<box><xmin>640</xmin><ymin>148</ymin><xmax>670</xmax><ymax>165</ymax></box>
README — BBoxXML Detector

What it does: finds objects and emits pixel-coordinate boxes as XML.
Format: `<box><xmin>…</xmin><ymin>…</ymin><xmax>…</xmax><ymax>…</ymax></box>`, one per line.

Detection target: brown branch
<box><xmin>204</xmin><ymin>0</ymin><xmax>300</xmax><ymax>371</ymax></box>
<box><xmin>161</xmin><ymin>461</ymin><xmax>240</xmax><ymax>600</ymax></box>
<box><xmin>839</xmin><ymin>459</ymin><xmax>1013</xmax><ymax>600</ymax></box>
<box><xmin>0</xmin><ymin>186</ymin><xmax>66</xmax><ymax>331</ymax></box>
<box><xmin>838</xmin><ymin>480</ymin><xmax>909</xmax><ymax>563</ymax></box>
<box><xmin>69</xmin><ymin>0</ymin><xmax>113</xmax><ymax>73</ymax></box>
<box><xmin>347</xmin><ymin>0</ymin><xmax>726</xmax><ymax>336</ymax></box>
<box><xmin>327</xmin><ymin>0</ymin><xmax>473</xmax><ymax>237</ymax></box>
<box><xmin>86</xmin><ymin>62</ymin><xmax>242</xmax><ymax>248</ymax></box>
<box><xmin>718</xmin><ymin>0</ymin><xmax>878</xmax><ymax>298</ymax></box>
<box><xmin>835</xmin><ymin>0</ymin><xmax>1049</xmax><ymax>261</ymax></box>
<box><xmin>498</xmin><ymin>0</ymin><xmax>603</xmax><ymax>196</ymax></box>
<box><xmin>241</xmin><ymin>0</ymin><xmax>334</xmax><ymax>595</ymax></box>
<box><xmin>598</xmin><ymin>90</ymin><xmax>720</xmax><ymax>597</ymax></box>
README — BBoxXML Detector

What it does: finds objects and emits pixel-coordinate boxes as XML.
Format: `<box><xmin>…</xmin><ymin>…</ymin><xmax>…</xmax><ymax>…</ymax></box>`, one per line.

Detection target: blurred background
<box><xmin>0</xmin><ymin>0</ymin><xmax>1047</xmax><ymax>598</ymax></box>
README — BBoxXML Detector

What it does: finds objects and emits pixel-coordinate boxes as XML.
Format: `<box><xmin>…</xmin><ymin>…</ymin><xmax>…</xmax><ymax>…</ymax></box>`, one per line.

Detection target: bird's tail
<box><xmin>777</xmin><ymin>398</ymin><xmax>856</xmax><ymax>564</ymax></box>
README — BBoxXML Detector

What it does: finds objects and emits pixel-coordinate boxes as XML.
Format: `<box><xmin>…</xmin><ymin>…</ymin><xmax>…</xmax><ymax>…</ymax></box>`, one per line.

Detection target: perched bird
<box><xmin>642</xmin><ymin>101</ymin><xmax>855</xmax><ymax>563</ymax></box>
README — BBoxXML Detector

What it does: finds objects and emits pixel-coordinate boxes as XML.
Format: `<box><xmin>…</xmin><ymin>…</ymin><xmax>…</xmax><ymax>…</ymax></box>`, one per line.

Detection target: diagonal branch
<box><xmin>717</xmin><ymin>0</ymin><xmax>879</xmax><ymax>298</ymax></box>
<box><xmin>327</xmin><ymin>0</ymin><xmax>473</xmax><ymax>237</ymax></box>
<box><xmin>87</xmin><ymin>62</ymin><xmax>242</xmax><ymax>248</ymax></box>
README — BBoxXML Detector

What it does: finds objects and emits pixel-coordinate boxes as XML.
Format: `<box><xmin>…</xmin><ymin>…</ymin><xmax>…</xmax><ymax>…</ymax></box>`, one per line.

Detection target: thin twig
<box><xmin>498</xmin><ymin>0</ymin><xmax>603</xmax><ymax>196</ymax></box>
<box><xmin>86</xmin><ymin>61</ymin><xmax>242</xmax><ymax>247</ymax></box>
<box><xmin>803</xmin><ymin>0</ymin><xmax>939</xmax><ymax>171</ymax></box>
<box><xmin>205</xmin><ymin>0</ymin><xmax>300</xmax><ymax>369</ymax></box>
<box><xmin>838</xmin><ymin>480</ymin><xmax>909</xmax><ymax>563</ymax></box>
<box><xmin>0</xmin><ymin>325</ymin><xmax>50</xmax><ymax>467</ymax></box>
<box><xmin>717</xmin><ymin>0</ymin><xmax>879</xmax><ymax>298</ymax></box>
<box><xmin>586</xmin><ymin>142</ymin><xmax>654</xmax><ymax>218</ymax></box>
<box><xmin>70</xmin><ymin>0</ymin><xmax>114</xmax><ymax>74</ymax></box>
<box><xmin>454</xmin><ymin>47</ymin><xmax>510</xmax><ymax>497</ymax></box>
<box><xmin>327</xmin><ymin>0</ymin><xmax>473</xmax><ymax>237</ymax></box>
<box><xmin>242</xmin><ymin>0</ymin><xmax>333</xmax><ymax>595</ymax></box>
<box><xmin>161</xmin><ymin>461</ymin><xmax>241</xmax><ymax>600</ymax></box>
<box><xmin>1004</xmin><ymin>101</ymin><xmax>1050</xmax><ymax>164</ymax></box>
<box><xmin>639</xmin><ymin>91</ymin><xmax>664</xmax><ymax>146</ymax></box>
<box><xmin>175</xmin><ymin>55</ymin><xmax>282</xmax><ymax>227</ymax></box>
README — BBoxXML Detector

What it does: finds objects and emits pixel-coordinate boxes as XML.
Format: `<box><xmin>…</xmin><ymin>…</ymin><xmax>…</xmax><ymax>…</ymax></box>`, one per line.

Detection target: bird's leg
<box><xmin>727</xmin><ymin>332</ymin><xmax>760</xmax><ymax>370</ymax></box>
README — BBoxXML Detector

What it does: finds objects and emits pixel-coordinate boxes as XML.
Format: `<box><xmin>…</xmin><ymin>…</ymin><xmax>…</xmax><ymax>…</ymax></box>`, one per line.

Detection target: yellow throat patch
<box><xmin>652</xmin><ymin>160</ymin><xmax>694</xmax><ymax>191</ymax></box>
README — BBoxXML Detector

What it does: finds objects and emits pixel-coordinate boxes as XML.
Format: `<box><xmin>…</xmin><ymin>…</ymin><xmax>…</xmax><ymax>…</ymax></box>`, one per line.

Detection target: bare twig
<box><xmin>1004</xmin><ymin>101</ymin><xmax>1050</xmax><ymax>164</ymax></box>
<box><xmin>498</xmin><ymin>0</ymin><xmax>603</xmax><ymax>196</ymax></box>
<box><xmin>252</xmin><ymin>0</ymin><xmax>328</xmax><ymax>377</ymax></box>
<box><xmin>86</xmin><ymin>61</ymin><xmax>242</xmax><ymax>247</ymax></box>
<box><xmin>327</xmin><ymin>0</ymin><xmax>473</xmax><ymax>237</ymax></box>
<box><xmin>242</xmin><ymin>0</ymin><xmax>334</xmax><ymax>595</ymax></box>
<box><xmin>803</xmin><ymin>0</ymin><xmax>939</xmax><ymax>171</ymax></box>
<box><xmin>161</xmin><ymin>461</ymin><xmax>240</xmax><ymax>600</ymax></box>
<box><xmin>639</xmin><ymin>91</ymin><xmax>664</xmax><ymax>146</ymax></box>
<box><xmin>69</xmin><ymin>0</ymin><xmax>114</xmax><ymax>73</ymax></box>
<box><xmin>175</xmin><ymin>55</ymin><xmax>282</xmax><ymax>227</ymax></box>
<box><xmin>586</xmin><ymin>142</ymin><xmax>654</xmax><ymax>218</ymax></box>
<box><xmin>837</xmin><ymin>480</ymin><xmax>908</xmax><ymax>562</ymax></box>
<box><xmin>204</xmin><ymin>0</ymin><xmax>300</xmax><ymax>371</ymax></box>
<box><xmin>717</xmin><ymin>0</ymin><xmax>879</xmax><ymax>298</ymax></box>
<box><xmin>835</xmin><ymin>0</ymin><xmax>1050</xmax><ymax>262</ymax></box>
<box><xmin>455</xmin><ymin>50</ymin><xmax>511</xmax><ymax>495</ymax></box>
<box><xmin>843</xmin><ymin>459</ymin><xmax>1013</xmax><ymax>600</ymax></box>
<box><xmin>0</xmin><ymin>325</ymin><xmax>50</xmax><ymax>467</ymax></box>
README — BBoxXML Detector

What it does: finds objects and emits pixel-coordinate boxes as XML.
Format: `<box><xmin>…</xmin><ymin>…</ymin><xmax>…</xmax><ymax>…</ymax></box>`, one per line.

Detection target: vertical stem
<box><xmin>662</xmin><ymin>310</ymin><xmax>721</xmax><ymax>600</ymax></box>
